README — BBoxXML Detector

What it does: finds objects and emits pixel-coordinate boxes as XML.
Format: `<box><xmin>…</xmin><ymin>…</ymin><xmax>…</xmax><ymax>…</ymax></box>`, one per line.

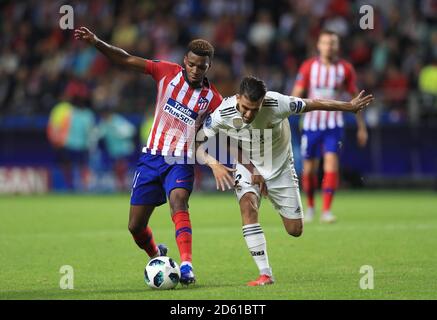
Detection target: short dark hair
<box><xmin>239</xmin><ymin>76</ymin><xmax>267</xmax><ymax>102</ymax></box>
<box><xmin>319</xmin><ymin>29</ymin><xmax>339</xmax><ymax>38</ymax></box>
<box><xmin>187</xmin><ymin>39</ymin><xmax>214</xmax><ymax>60</ymax></box>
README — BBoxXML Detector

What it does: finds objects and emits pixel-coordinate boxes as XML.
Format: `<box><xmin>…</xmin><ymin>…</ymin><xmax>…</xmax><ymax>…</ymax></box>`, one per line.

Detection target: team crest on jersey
<box><xmin>197</xmin><ymin>97</ymin><xmax>209</xmax><ymax>110</ymax></box>
<box><xmin>233</xmin><ymin>117</ymin><xmax>243</xmax><ymax>129</ymax></box>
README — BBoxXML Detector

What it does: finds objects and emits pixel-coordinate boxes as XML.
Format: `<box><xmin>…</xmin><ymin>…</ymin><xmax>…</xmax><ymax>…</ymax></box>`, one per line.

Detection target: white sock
<box><xmin>242</xmin><ymin>223</ymin><xmax>272</xmax><ymax>276</ymax></box>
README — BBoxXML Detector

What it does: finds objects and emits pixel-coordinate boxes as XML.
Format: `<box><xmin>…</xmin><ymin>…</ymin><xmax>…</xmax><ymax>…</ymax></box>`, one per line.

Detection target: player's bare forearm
<box><xmin>74</xmin><ymin>27</ymin><xmax>145</xmax><ymax>72</ymax></box>
<box><xmin>94</xmin><ymin>40</ymin><xmax>145</xmax><ymax>72</ymax></box>
<box><xmin>303</xmin><ymin>99</ymin><xmax>354</xmax><ymax>112</ymax></box>
<box><xmin>195</xmin><ymin>140</ymin><xmax>235</xmax><ymax>191</ymax></box>
<box><xmin>303</xmin><ymin>90</ymin><xmax>374</xmax><ymax>113</ymax></box>
<box><xmin>195</xmin><ymin>141</ymin><xmax>219</xmax><ymax>167</ymax></box>
<box><xmin>355</xmin><ymin>111</ymin><xmax>367</xmax><ymax>130</ymax></box>
<box><xmin>95</xmin><ymin>39</ymin><xmax>128</xmax><ymax>63</ymax></box>
<box><xmin>350</xmin><ymin>90</ymin><xmax>367</xmax><ymax>130</ymax></box>
<box><xmin>355</xmin><ymin>109</ymin><xmax>368</xmax><ymax>147</ymax></box>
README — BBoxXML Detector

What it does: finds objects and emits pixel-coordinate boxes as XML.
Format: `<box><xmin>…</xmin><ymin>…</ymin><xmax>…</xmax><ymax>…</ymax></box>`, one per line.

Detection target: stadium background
<box><xmin>1</xmin><ymin>0</ymin><xmax>437</xmax><ymax>301</ymax></box>
<box><xmin>1</xmin><ymin>0</ymin><xmax>436</xmax><ymax>193</ymax></box>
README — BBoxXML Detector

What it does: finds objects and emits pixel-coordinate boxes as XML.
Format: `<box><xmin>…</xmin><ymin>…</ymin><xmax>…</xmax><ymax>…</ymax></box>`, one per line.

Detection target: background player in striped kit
<box><xmin>74</xmin><ymin>27</ymin><xmax>222</xmax><ymax>285</ymax></box>
<box><xmin>292</xmin><ymin>30</ymin><xmax>368</xmax><ymax>223</ymax></box>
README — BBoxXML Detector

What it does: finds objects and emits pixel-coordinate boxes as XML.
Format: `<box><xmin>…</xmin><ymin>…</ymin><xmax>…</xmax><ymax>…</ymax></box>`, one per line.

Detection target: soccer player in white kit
<box><xmin>197</xmin><ymin>76</ymin><xmax>373</xmax><ymax>286</ymax></box>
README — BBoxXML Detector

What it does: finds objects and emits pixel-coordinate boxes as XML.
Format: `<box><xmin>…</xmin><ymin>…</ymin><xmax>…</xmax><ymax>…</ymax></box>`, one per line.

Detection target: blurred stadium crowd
<box><xmin>1</xmin><ymin>0</ymin><xmax>437</xmax><ymax>193</ymax></box>
<box><xmin>1</xmin><ymin>0</ymin><xmax>436</xmax><ymax>124</ymax></box>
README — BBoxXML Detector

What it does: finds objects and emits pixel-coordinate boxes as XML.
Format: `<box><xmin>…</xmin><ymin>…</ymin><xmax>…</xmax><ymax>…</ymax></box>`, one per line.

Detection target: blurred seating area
<box><xmin>1</xmin><ymin>0</ymin><xmax>436</xmax><ymax>125</ymax></box>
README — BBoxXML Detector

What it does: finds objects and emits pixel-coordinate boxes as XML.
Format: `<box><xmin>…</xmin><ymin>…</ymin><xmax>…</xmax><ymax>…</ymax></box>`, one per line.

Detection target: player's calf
<box><xmin>129</xmin><ymin>225</ymin><xmax>161</xmax><ymax>258</ymax></box>
<box><xmin>239</xmin><ymin>193</ymin><xmax>259</xmax><ymax>224</ymax></box>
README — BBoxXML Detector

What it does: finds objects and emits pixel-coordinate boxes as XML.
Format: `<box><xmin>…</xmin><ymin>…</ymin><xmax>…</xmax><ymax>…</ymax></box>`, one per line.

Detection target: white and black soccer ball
<box><xmin>144</xmin><ymin>256</ymin><xmax>180</xmax><ymax>290</ymax></box>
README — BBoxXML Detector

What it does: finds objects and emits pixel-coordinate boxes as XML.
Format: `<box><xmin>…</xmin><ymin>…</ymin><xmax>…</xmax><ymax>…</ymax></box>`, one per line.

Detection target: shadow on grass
<box><xmin>0</xmin><ymin>283</ymin><xmax>244</xmax><ymax>300</ymax></box>
<box><xmin>0</xmin><ymin>288</ymin><xmax>147</xmax><ymax>300</ymax></box>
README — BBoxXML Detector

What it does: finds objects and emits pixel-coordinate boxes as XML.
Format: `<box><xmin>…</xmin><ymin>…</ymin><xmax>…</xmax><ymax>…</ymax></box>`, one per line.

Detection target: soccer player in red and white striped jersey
<box><xmin>292</xmin><ymin>30</ymin><xmax>368</xmax><ymax>223</ymax></box>
<box><xmin>75</xmin><ymin>27</ymin><xmax>222</xmax><ymax>285</ymax></box>
<box><xmin>144</xmin><ymin>57</ymin><xmax>222</xmax><ymax>157</ymax></box>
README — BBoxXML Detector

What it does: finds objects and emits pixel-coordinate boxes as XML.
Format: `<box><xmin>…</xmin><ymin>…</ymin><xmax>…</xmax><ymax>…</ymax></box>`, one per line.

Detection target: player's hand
<box><xmin>74</xmin><ymin>27</ymin><xmax>98</xmax><ymax>45</ymax></box>
<box><xmin>357</xmin><ymin>127</ymin><xmax>368</xmax><ymax>147</ymax></box>
<box><xmin>350</xmin><ymin>90</ymin><xmax>374</xmax><ymax>113</ymax></box>
<box><xmin>252</xmin><ymin>175</ymin><xmax>268</xmax><ymax>197</ymax></box>
<box><xmin>210</xmin><ymin>163</ymin><xmax>236</xmax><ymax>191</ymax></box>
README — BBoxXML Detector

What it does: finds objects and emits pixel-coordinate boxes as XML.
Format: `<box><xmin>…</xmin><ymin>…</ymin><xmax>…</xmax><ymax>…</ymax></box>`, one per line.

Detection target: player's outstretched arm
<box><xmin>303</xmin><ymin>90</ymin><xmax>374</xmax><ymax>113</ymax></box>
<box><xmin>355</xmin><ymin>109</ymin><xmax>368</xmax><ymax>147</ymax></box>
<box><xmin>74</xmin><ymin>27</ymin><xmax>145</xmax><ymax>73</ymax></box>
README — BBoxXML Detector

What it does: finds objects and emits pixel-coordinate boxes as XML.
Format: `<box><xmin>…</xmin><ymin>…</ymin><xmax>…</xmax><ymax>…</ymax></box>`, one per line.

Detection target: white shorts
<box><xmin>234</xmin><ymin>163</ymin><xmax>304</xmax><ymax>220</ymax></box>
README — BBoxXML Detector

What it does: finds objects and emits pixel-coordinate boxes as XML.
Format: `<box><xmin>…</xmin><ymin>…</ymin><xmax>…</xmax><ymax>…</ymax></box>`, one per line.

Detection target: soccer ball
<box><xmin>144</xmin><ymin>256</ymin><xmax>180</xmax><ymax>290</ymax></box>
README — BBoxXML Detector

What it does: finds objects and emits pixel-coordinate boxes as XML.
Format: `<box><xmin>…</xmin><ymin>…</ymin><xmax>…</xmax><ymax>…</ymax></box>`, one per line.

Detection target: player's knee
<box><xmin>287</xmin><ymin>225</ymin><xmax>303</xmax><ymax>237</ymax></box>
<box><xmin>169</xmin><ymin>189</ymin><xmax>189</xmax><ymax>213</ymax></box>
<box><xmin>128</xmin><ymin>221</ymin><xmax>142</xmax><ymax>235</ymax></box>
<box><xmin>289</xmin><ymin>230</ymin><xmax>303</xmax><ymax>237</ymax></box>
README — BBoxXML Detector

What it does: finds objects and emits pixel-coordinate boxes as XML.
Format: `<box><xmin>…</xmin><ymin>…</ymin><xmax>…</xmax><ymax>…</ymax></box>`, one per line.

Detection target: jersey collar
<box><xmin>317</xmin><ymin>55</ymin><xmax>340</xmax><ymax>65</ymax></box>
<box><xmin>182</xmin><ymin>69</ymin><xmax>210</xmax><ymax>89</ymax></box>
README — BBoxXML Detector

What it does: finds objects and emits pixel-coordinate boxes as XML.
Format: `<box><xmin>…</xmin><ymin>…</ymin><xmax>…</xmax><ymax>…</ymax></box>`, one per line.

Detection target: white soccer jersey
<box><xmin>202</xmin><ymin>91</ymin><xmax>306</xmax><ymax>180</ymax></box>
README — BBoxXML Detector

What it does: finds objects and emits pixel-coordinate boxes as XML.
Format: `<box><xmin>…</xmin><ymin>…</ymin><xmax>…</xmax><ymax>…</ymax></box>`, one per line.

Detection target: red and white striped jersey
<box><xmin>143</xmin><ymin>60</ymin><xmax>222</xmax><ymax>157</ymax></box>
<box><xmin>295</xmin><ymin>57</ymin><xmax>357</xmax><ymax>131</ymax></box>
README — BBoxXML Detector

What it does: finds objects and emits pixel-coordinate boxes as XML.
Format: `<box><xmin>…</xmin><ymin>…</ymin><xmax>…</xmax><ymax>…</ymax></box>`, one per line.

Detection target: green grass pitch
<box><xmin>1</xmin><ymin>191</ymin><xmax>436</xmax><ymax>300</ymax></box>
